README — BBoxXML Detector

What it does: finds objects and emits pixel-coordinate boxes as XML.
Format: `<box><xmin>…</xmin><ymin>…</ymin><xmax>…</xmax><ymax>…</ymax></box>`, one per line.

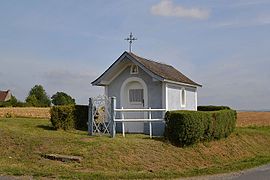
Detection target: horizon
<box><xmin>0</xmin><ymin>0</ymin><xmax>270</xmax><ymax>110</ymax></box>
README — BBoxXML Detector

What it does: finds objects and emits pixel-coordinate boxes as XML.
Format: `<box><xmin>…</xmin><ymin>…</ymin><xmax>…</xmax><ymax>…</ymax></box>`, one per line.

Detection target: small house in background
<box><xmin>92</xmin><ymin>51</ymin><xmax>201</xmax><ymax>135</ymax></box>
<box><xmin>0</xmin><ymin>90</ymin><xmax>11</xmax><ymax>102</ymax></box>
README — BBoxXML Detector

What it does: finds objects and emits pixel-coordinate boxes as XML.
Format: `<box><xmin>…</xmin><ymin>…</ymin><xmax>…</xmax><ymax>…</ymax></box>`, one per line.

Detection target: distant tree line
<box><xmin>0</xmin><ymin>84</ymin><xmax>75</xmax><ymax>107</ymax></box>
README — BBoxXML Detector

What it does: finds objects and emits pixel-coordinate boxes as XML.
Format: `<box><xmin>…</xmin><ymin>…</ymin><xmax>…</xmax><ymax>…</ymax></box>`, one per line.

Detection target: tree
<box><xmin>51</xmin><ymin>92</ymin><xmax>75</xmax><ymax>106</ymax></box>
<box><xmin>0</xmin><ymin>95</ymin><xmax>17</xmax><ymax>107</ymax></box>
<box><xmin>8</xmin><ymin>95</ymin><xmax>20</xmax><ymax>106</ymax></box>
<box><xmin>26</xmin><ymin>85</ymin><xmax>51</xmax><ymax>107</ymax></box>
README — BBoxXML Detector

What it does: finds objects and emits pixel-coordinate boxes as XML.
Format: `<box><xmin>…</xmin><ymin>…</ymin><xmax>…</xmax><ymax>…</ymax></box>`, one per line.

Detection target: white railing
<box><xmin>114</xmin><ymin>107</ymin><xmax>166</xmax><ymax>138</ymax></box>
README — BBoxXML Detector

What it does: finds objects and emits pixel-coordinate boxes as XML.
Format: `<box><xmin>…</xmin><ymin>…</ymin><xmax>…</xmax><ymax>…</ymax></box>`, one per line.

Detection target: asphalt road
<box><xmin>230</xmin><ymin>164</ymin><xmax>270</xmax><ymax>180</ymax></box>
<box><xmin>182</xmin><ymin>163</ymin><xmax>270</xmax><ymax>180</ymax></box>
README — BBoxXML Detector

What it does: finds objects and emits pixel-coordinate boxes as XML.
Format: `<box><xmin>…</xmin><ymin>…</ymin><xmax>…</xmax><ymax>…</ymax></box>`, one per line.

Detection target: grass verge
<box><xmin>1</xmin><ymin>118</ymin><xmax>270</xmax><ymax>179</ymax></box>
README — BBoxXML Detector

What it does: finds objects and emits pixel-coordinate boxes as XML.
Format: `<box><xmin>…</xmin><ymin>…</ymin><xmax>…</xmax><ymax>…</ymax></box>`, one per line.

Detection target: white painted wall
<box><xmin>167</xmin><ymin>84</ymin><xmax>181</xmax><ymax>110</ymax></box>
<box><xmin>166</xmin><ymin>83</ymin><xmax>197</xmax><ymax>111</ymax></box>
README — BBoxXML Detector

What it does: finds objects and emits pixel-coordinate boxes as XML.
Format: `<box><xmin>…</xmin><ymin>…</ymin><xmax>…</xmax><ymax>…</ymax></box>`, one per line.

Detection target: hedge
<box><xmin>164</xmin><ymin>109</ymin><xmax>236</xmax><ymax>147</ymax></box>
<box><xmin>197</xmin><ymin>105</ymin><xmax>231</xmax><ymax>111</ymax></box>
<box><xmin>74</xmin><ymin>105</ymin><xmax>88</xmax><ymax>131</ymax></box>
<box><xmin>50</xmin><ymin>105</ymin><xmax>88</xmax><ymax>130</ymax></box>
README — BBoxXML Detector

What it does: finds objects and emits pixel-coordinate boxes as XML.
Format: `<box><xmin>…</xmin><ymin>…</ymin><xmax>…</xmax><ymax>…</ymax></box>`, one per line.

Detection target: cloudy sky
<box><xmin>0</xmin><ymin>0</ymin><xmax>269</xmax><ymax>110</ymax></box>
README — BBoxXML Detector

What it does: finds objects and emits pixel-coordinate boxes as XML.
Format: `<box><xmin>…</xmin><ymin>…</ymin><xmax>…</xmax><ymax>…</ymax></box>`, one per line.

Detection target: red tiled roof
<box><xmin>0</xmin><ymin>90</ymin><xmax>11</xmax><ymax>102</ymax></box>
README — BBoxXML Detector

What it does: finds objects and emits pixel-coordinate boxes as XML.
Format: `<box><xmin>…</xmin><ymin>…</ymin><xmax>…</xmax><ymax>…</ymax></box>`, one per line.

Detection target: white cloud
<box><xmin>151</xmin><ymin>0</ymin><xmax>210</xmax><ymax>20</ymax></box>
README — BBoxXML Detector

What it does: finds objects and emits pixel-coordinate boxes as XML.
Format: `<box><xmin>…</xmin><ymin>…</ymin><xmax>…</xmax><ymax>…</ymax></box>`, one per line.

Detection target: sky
<box><xmin>0</xmin><ymin>0</ymin><xmax>269</xmax><ymax>110</ymax></box>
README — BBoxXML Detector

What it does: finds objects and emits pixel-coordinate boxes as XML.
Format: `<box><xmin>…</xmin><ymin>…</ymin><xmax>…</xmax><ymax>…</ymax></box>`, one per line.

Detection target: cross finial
<box><xmin>125</xmin><ymin>32</ymin><xmax>137</xmax><ymax>52</ymax></box>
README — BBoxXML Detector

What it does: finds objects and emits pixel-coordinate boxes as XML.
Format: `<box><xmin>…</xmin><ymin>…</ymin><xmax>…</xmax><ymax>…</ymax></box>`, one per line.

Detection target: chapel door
<box><xmin>124</xmin><ymin>81</ymin><xmax>145</xmax><ymax>133</ymax></box>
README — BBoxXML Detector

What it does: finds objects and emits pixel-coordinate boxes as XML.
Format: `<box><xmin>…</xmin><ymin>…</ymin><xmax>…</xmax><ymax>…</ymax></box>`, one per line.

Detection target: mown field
<box><xmin>237</xmin><ymin>111</ymin><xmax>270</xmax><ymax>127</ymax></box>
<box><xmin>0</xmin><ymin>107</ymin><xmax>50</xmax><ymax>119</ymax></box>
<box><xmin>0</xmin><ymin>112</ymin><xmax>270</xmax><ymax>179</ymax></box>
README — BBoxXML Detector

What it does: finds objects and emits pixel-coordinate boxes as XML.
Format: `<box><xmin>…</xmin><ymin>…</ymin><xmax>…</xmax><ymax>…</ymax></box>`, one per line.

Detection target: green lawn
<box><xmin>1</xmin><ymin>118</ymin><xmax>270</xmax><ymax>179</ymax></box>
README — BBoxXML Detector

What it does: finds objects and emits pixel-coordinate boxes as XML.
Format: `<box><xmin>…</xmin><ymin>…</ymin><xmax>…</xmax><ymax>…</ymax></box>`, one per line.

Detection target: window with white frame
<box><xmin>129</xmin><ymin>89</ymin><xmax>143</xmax><ymax>104</ymax></box>
<box><xmin>130</xmin><ymin>65</ymin><xmax>138</xmax><ymax>74</ymax></box>
<box><xmin>181</xmin><ymin>88</ymin><xmax>186</xmax><ymax>107</ymax></box>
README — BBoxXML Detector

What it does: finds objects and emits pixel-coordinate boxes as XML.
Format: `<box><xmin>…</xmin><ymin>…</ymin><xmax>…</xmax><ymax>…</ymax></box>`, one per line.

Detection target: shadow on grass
<box><xmin>36</xmin><ymin>125</ymin><xmax>55</xmax><ymax>131</ymax></box>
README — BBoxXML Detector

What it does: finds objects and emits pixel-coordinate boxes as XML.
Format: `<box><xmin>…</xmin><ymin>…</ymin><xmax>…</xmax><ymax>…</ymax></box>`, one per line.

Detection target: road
<box><xmin>182</xmin><ymin>163</ymin><xmax>270</xmax><ymax>180</ymax></box>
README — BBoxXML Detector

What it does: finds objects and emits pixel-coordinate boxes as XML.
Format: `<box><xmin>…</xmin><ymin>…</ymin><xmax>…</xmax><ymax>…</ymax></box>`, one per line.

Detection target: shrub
<box><xmin>51</xmin><ymin>92</ymin><xmax>75</xmax><ymax>106</ymax></box>
<box><xmin>197</xmin><ymin>105</ymin><xmax>231</xmax><ymax>111</ymax></box>
<box><xmin>5</xmin><ymin>112</ymin><xmax>13</xmax><ymax>118</ymax></box>
<box><xmin>50</xmin><ymin>105</ymin><xmax>75</xmax><ymax>130</ymax></box>
<box><xmin>50</xmin><ymin>105</ymin><xmax>88</xmax><ymax>130</ymax></box>
<box><xmin>165</xmin><ymin>111</ymin><xmax>205</xmax><ymax>146</ymax></box>
<box><xmin>74</xmin><ymin>105</ymin><xmax>88</xmax><ymax>131</ymax></box>
<box><xmin>165</xmin><ymin>109</ymin><xmax>236</xmax><ymax>147</ymax></box>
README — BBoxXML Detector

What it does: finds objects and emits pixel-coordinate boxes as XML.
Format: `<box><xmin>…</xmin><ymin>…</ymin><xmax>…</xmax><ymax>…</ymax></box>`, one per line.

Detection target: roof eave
<box><xmin>91</xmin><ymin>80</ymin><xmax>109</xmax><ymax>86</ymax></box>
<box><xmin>163</xmin><ymin>79</ymin><xmax>202</xmax><ymax>88</ymax></box>
<box><xmin>91</xmin><ymin>52</ymin><xmax>128</xmax><ymax>86</ymax></box>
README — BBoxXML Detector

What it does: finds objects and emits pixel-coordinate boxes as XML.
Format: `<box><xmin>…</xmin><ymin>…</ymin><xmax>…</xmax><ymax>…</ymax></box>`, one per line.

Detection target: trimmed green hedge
<box><xmin>74</xmin><ymin>105</ymin><xmax>88</xmax><ymax>131</ymax></box>
<box><xmin>165</xmin><ymin>109</ymin><xmax>236</xmax><ymax>147</ymax></box>
<box><xmin>50</xmin><ymin>105</ymin><xmax>88</xmax><ymax>130</ymax></box>
<box><xmin>50</xmin><ymin>105</ymin><xmax>75</xmax><ymax>130</ymax></box>
<box><xmin>197</xmin><ymin>105</ymin><xmax>231</xmax><ymax>111</ymax></box>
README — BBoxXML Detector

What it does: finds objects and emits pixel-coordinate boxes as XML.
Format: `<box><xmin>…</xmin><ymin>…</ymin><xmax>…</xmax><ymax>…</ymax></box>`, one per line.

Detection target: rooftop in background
<box><xmin>0</xmin><ymin>90</ymin><xmax>11</xmax><ymax>102</ymax></box>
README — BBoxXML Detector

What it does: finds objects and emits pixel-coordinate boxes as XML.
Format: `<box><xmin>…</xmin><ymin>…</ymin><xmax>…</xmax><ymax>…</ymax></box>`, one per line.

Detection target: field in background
<box><xmin>237</xmin><ymin>112</ymin><xmax>270</xmax><ymax>127</ymax></box>
<box><xmin>0</xmin><ymin>107</ymin><xmax>50</xmax><ymax>119</ymax></box>
<box><xmin>0</xmin><ymin>107</ymin><xmax>269</xmax><ymax>127</ymax></box>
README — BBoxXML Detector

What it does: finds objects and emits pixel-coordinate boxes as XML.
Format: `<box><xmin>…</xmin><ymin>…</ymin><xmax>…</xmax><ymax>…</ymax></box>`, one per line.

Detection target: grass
<box><xmin>1</xmin><ymin>118</ymin><xmax>270</xmax><ymax>179</ymax></box>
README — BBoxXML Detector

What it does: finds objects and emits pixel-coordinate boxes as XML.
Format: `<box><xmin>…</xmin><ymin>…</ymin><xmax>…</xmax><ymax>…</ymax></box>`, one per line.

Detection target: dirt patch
<box><xmin>237</xmin><ymin>112</ymin><xmax>270</xmax><ymax>127</ymax></box>
<box><xmin>42</xmin><ymin>153</ymin><xmax>82</xmax><ymax>163</ymax></box>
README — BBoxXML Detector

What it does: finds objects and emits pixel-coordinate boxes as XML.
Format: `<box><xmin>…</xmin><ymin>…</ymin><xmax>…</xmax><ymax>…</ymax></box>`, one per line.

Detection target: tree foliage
<box><xmin>51</xmin><ymin>92</ymin><xmax>75</xmax><ymax>106</ymax></box>
<box><xmin>0</xmin><ymin>95</ymin><xmax>21</xmax><ymax>107</ymax></box>
<box><xmin>26</xmin><ymin>85</ymin><xmax>51</xmax><ymax>107</ymax></box>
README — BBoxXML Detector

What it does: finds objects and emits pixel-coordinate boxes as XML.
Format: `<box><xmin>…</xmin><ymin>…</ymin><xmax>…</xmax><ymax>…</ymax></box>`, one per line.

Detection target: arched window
<box><xmin>181</xmin><ymin>88</ymin><xmax>186</xmax><ymax>107</ymax></box>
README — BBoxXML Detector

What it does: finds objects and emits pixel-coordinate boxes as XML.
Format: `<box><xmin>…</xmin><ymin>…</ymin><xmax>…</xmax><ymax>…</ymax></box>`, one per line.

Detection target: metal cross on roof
<box><xmin>125</xmin><ymin>32</ymin><xmax>137</xmax><ymax>52</ymax></box>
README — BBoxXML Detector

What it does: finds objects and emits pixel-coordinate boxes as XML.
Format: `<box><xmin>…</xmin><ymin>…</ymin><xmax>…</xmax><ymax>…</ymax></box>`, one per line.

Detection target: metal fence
<box><xmin>88</xmin><ymin>96</ymin><xmax>165</xmax><ymax>138</ymax></box>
